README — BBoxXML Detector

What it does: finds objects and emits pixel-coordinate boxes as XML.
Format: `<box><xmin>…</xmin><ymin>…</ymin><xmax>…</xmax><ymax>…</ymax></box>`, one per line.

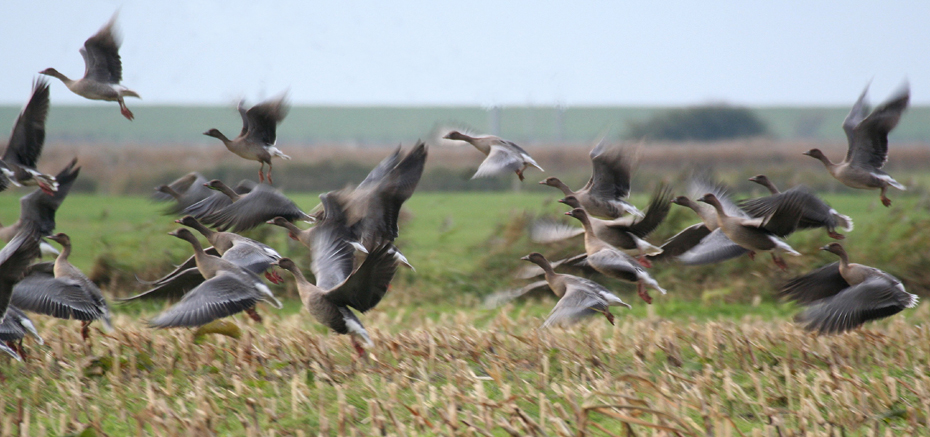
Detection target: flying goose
<box><xmin>176</xmin><ymin>216</ymin><xmax>282</xmax><ymax>282</ymax></box>
<box><xmin>564</xmin><ymin>208</ymin><xmax>666</xmax><ymax>304</ymax></box>
<box><xmin>1</xmin><ymin>79</ymin><xmax>57</xmax><ymax>195</ymax></box>
<box><xmin>520</xmin><ymin>252</ymin><xmax>630</xmax><ymax>327</ymax></box>
<box><xmin>443</xmin><ymin>131</ymin><xmax>542</xmax><ymax>181</ymax></box>
<box><xmin>696</xmin><ymin>193</ymin><xmax>801</xmax><ymax>270</ymax></box>
<box><xmin>781</xmin><ymin>243</ymin><xmax>917</xmax><ymax>334</ymax></box>
<box><xmin>11</xmin><ymin>233</ymin><xmax>113</xmax><ymax>340</ymax></box>
<box><xmin>204</xmin><ymin>96</ymin><xmax>290</xmax><ymax>184</ymax></box>
<box><xmin>148</xmin><ymin>229</ymin><xmax>281</xmax><ymax>328</ymax></box>
<box><xmin>39</xmin><ymin>14</ymin><xmax>139</xmax><ymax>121</ymax></box>
<box><xmin>198</xmin><ymin>180</ymin><xmax>312</xmax><ymax>233</ymax></box>
<box><xmin>123</xmin><ymin>216</ymin><xmax>283</xmax><ymax>303</ymax></box>
<box><xmin>740</xmin><ymin>175</ymin><xmax>853</xmax><ymax>239</ymax></box>
<box><xmin>803</xmin><ymin>84</ymin><xmax>909</xmax><ymax>207</ymax></box>
<box><xmin>0</xmin><ymin>159</ymin><xmax>80</xmax><ymax>258</ymax></box>
<box><xmin>277</xmin><ymin>244</ymin><xmax>397</xmax><ymax>356</ymax></box>
<box><xmin>539</xmin><ymin>140</ymin><xmax>642</xmax><ymax>218</ymax></box>
<box><xmin>533</xmin><ymin>185</ymin><xmax>672</xmax><ymax>266</ymax></box>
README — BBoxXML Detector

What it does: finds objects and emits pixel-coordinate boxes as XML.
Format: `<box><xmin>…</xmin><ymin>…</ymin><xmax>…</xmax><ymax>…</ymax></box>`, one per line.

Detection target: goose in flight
<box><xmin>40</xmin><ymin>14</ymin><xmax>140</xmax><ymax>121</ymax></box>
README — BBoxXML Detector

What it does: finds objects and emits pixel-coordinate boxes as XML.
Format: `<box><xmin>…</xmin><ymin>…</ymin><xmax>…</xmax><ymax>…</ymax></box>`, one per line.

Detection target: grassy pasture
<box><xmin>2</xmin><ymin>190</ymin><xmax>930</xmax><ymax>434</ymax></box>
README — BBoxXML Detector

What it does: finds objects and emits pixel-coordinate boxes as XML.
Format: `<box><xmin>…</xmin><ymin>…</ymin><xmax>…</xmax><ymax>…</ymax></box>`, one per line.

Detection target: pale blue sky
<box><xmin>2</xmin><ymin>1</ymin><xmax>928</xmax><ymax>106</ymax></box>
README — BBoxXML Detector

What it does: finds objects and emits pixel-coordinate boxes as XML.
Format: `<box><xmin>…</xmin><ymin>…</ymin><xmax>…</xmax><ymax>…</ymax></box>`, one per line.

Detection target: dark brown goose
<box><xmin>803</xmin><ymin>84</ymin><xmax>908</xmax><ymax>207</ymax></box>
<box><xmin>148</xmin><ymin>229</ymin><xmax>281</xmax><ymax>328</ymax></box>
<box><xmin>565</xmin><ymin>208</ymin><xmax>665</xmax><ymax>304</ymax></box>
<box><xmin>781</xmin><ymin>243</ymin><xmax>917</xmax><ymax>334</ymax></box>
<box><xmin>277</xmin><ymin>244</ymin><xmax>397</xmax><ymax>356</ymax></box>
<box><xmin>204</xmin><ymin>96</ymin><xmax>290</xmax><ymax>184</ymax></box>
<box><xmin>539</xmin><ymin>140</ymin><xmax>642</xmax><ymax>218</ymax></box>
<box><xmin>39</xmin><ymin>14</ymin><xmax>139</xmax><ymax>121</ymax></box>
<box><xmin>11</xmin><ymin>233</ymin><xmax>112</xmax><ymax>340</ymax></box>
<box><xmin>520</xmin><ymin>253</ymin><xmax>630</xmax><ymax>327</ymax></box>
<box><xmin>443</xmin><ymin>131</ymin><xmax>542</xmax><ymax>181</ymax></box>
<box><xmin>740</xmin><ymin>175</ymin><xmax>853</xmax><ymax>239</ymax></box>
<box><xmin>1</xmin><ymin>79</ymin><xmax>56</xmax><ymax>195</ymax></box>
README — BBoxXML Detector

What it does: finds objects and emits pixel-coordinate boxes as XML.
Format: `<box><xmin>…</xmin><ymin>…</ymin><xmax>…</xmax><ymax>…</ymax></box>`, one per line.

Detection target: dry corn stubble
<box><xmin>1</xmin><ymin>303</ymin><xmax>929</xmax><ymax>435</ymax></box>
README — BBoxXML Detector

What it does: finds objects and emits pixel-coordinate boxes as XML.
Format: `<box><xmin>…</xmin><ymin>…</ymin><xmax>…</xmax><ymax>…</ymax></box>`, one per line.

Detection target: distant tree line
<box><xmin>625</xmin><ymin>105</ymin><xmax>768</xmax><ymax>141</ymax></box>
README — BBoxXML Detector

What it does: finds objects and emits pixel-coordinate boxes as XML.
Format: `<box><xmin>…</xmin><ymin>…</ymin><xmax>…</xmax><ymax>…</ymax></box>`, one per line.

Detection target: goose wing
<box><xmin>842</xmin><ymin>86</ymin><xmax>869</xmax><ymax>144</ymax></box>
<box><xmin>676</xmin><ymin>228</ymin><xmax>749</xmax><ymax>265</ymax></box>
<box><xmin>148</xmin><ymin>269</ymin><xmax>278</xmax><ymax>328</ymax></box>
<box><xmin>0</xmin><ymin>229</ymin><xmax>41</xmax><ymax>322</ymax></box>
<box><xmin>364</xmin><ymin>141</ymin><xmax>428</xmax><ymax>242</ymax></box>
<box><xmin>245</xmin><ymin>95</ymin><xmax>289</xmax><ymax>146</ymax></box>
<box><xmin>222</xmin><ymin>242</ymin><xmax>278</xmax><ymax>275</ymax></box>
<box><xmin>542</xmin><ymin>277</ymin><xmax>626</xmax><ymax>328</ymax></box>
<box><xmin>237</xmin><ymin>100</ymin><xmax>250</xmax><ymax>137</ymax></box>
<box><xmin>3</xmin><ymin>78</ymin><xmax>50</xmax><ymax>170</ymax></box>
<box><xmin>17</xmin><ymin>159</ymin><xmax>80</xmax><ymax>236</ymax></box>
<box><xmin>11</xmin><ymin>271</ymin><xmax>101</xmax><ymax>320</ymax></box>
<box><xmin>586</xmin><ymin>249</ymin><xmax>640</xmax><ymax>282</ymax></box>
<box><xmin>471</xmin><ymin>145</ymin><xmax>522</xmax><ymax>179</ymax></box>
<box><xmin>310</xmin><ymin>193</ymin><xmax>357</xmax><ymax>290</ymax></box>
<box><xmin>208</xmin><ymin>184</ymin><xmax>308</xmax><ymax>233</ymax></box>
<box><xmin>357</xmin><ymin>146</ymin><xmax>402</xmax><ymax>190</ymax></box>
<box><xmin>795</xmin><ymin>275</ymin><xmax>917</xmax><ymax>334</ymax></box>
<box><xmin>530</xmin><ymin>219</ymin><xmax>584</xmax><ymax>243</ymax></box>
<box><xmin>740</xmin><ymin>186</ymin><xmax>837</xmax><ymax>231</ymax></box>
<box><xmin>80</xmin><ymin>15</ymin><xmax>123</xmax><ymax>84</ymax></box>
<box><xmin>121</xmin><ymin>268</ymin><xmax>204</xmax><ymax>302</ymax></box>
<box><xmin>583</xmin><ymin>140</ymin><xmax>635</xmax><ymax>200</ymax></box>
<box><xmin>323</xmin><ymin>243</ymin><xmax>397</xmax><ymax>313</ymax></box>
<box><xmin>625</xmin><ymin>184</ymin><xmax>673</xmax><ymax>238</ymax></box>
<box><xmin>483</xmin><ymin>280</ymin><xmax>550</xmax><ymax>308</ymax></box>
<box><xmin>846</xmin><ymin>84</ymin><xmax>909</xmax><ymax>170</ymax></box>
<box><xmin>779</xmin><ymin>262</ymin><xmax>848</xmax><ymax>304</ymax></box>
<box><xmin>649</xmin><ymin>223</ymin><xmax>711</xmax><ymax>262</ymax></box>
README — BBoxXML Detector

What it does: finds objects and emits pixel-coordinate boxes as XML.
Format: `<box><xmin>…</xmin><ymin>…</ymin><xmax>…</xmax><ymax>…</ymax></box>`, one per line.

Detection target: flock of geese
<box><xmin>0</xmin><ymin>14</ymin><xmax>921</xmax><ymax>362</ymax></box>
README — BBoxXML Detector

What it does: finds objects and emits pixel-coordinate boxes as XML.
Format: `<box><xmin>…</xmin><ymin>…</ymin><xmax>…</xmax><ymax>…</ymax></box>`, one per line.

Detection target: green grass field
<box><xmin>3</xmin><ymin>190</ymin><xmax>930</xmax><ymax>435</ymax></box>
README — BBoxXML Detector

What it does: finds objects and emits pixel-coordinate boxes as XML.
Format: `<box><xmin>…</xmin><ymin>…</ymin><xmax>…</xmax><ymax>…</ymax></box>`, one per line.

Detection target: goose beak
<box><xmin>520</xmin><ymin>255</ymin><xmax>530</xmax><ymax>261</ymax></box>
<box><xmin>564</xmin><ymin>211</ymin><xmax>572</xmax><ymax>216</ymax></box>
<box><xmin>819</xmin><ymin>245</ymin><xmax>829</xmax><ymax>251</ymax></box>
